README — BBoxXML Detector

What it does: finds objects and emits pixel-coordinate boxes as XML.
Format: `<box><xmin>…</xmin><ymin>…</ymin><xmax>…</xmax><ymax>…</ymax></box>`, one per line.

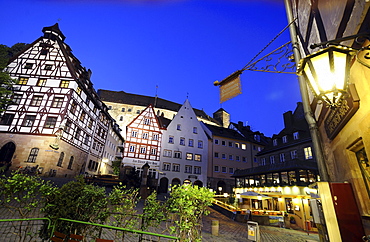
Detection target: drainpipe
<box><xmin>284</xmin><ymin>0</ymin><xmax>330</xmax><ymax>182</ymax></box>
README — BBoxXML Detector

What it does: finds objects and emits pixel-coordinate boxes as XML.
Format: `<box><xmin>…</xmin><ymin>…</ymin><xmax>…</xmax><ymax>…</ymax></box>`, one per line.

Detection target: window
<box><xmin>129</xmin><ymin>145</ymin><xmax>135</xmax><ymax>152</ymax></box>
<box><xmin>214</xmin><ymin>166</ymin><xmax>219</xmax><ymax>172</ymax></box>
<box><xmin>24</xmin><ymin>63</ymin><xmax>33</xmax><ymax>69</ymax></box>
<box><xmin>40</xmin><ymin>48</ymin><xmax>48</xmax><ymax>55</ymax></box>
<box><xmin>22</xmin><ymin>115</ymin><xmax>36</xmax><ymax>127</ymax></box>
<box><xmin>140</xmin><ymin>147</ymin><xmax>146</xmax><ymax>154</ymax></box>
<box><xmin>188</xmin><ymin>139</ymin><xmax>194</xmax><ymax>147</ymax></box>
<box><xmin>0</xmin><ymin>114</ymin><xmax>14</xmax><ymax>125</ymax></box>
<box><xmin>229</xmin><ymin>167</ymin><xmax>234</xmax><ymax>174</ymax></box>
<box><xmin>194</xmin><ymin>154</ymin><xmax>201</xmax><ymax>161</ymax></box>
<box><xmin>168</xmin><ymin>136</ymin><xmax>174</xmax><ymax>144</ymax></box>
<box><xmin>235</xmin><ymin>143</ymin><xmax>240</xmax><ymax>148</ymax></box>
<box><xmin>180</xmin><ymin>137</ymin><xmax>185</xmax><ymax>146</ymax></box>
<box><xmin>144</xmin><ymin>118</ymin><xmax>150</xmax><ymax>125</ymax></box>
<box><xmin>128</xmin><ymin>108</ymin><xmax>132</xmax><ymax>112</ymax></box>
<box><xmin>131</xmin><ymin>131</ymin><xmax>138</xmax><ymax>137</ymax></box>
<box><xmin>150</xmin><ymin>148</ymin><xmax>157</xmax><ymax>155</ymax></box>
<box><xmin>80</xmin><ymin>112</ymin><xmax>86</xmax><ymax>122</ymax></box>
<box><xmin>280</xmin><ymin>153</ymin><xmax>285</xmax><ymax>162</ymax></box>
<box><xmin>37</xmin><ymin>78</ymin><xmax>47</xmax><ymax>86</ymax></box>
<box><xmin>142</xmin><ymin>133</ymin><xmax>148</xmax><ymax>139</ymax></box>
<box><xmin>152</xmin><ymin>134</ymin><xmax>159</xmax><ymax>140</ymax></box>
<box><xmin>291</xmin><ymin>150</ymin><xmax>298</xmax><ymax>159</ymax></box>
<box><xmin>52</xmin><ymin>97</ymin><xmax>64</xmax><ymax>107</ymax></box>
<box><xmin>76</xmin><ymin>86</ymin><xmax>82</xmax><ymax>95</ymax></box>
<box><xmin>12</xmin><ymin>94</ymin><xmax>22</xmax><ymax>104</ymax></box>
<box><xmin>64</xmin><ymin>121</ymin><xmax>72</xmax><ymax>133</ymax></box>
<box><xmin>26</xmin><ymin>148</ymin><xmax>39</xmax><ymax>163</ymax></box>
<box><xmin>121</xmin><ymin>108</ymin><xmax>125</xmax><ymax>112</ymax></box>
<box><xmin>75</xmin><ymin>128</ymin><xmax>81</xmax><ymax>140</ymax></box>
<box><xmin>44</xmin><ymin>116</ymin><xmax>57</xmax><ymax>128</ymax></box>
<box><xmin>84</xmin><ymin>135</ymin><xmax>90</xmax><ymax>145</ymax></box>
<box><xmin>221</xmin><ymin>167</ymin><xmax>227</xmax><ymax>173</ymax></box>
<box><xmin>273</xmin><ymin>139</ymin><xmax>278</xmax><ymax>146</ymax></box>
<box><xmin>261</xmin><ymin>158</ymin><xmax>266</xmax><ymax>166</ymax></box>
<box><xmin>30</xmin><ymin>95</ymin><xmax>43</xmax><ymax>106</ymax></box>
<box><xmin>44</xmin><ymin>64</ymin><xmax>52</xmax><ymax>70</ymax></box>
<box><xmin>254</xmin><ymin>134</ymin><xmax>261</xmax><ymax>142</ymax></box>
<box><xmin>136</xmin><ymin>110</ymin><xmax>141</xmax><ymax>114</ymax></box>
<box><xmin>67</xmin><ymin>156</ymin><xmax>74</xmax><ymax>169</ymax></box>
<box><xmin>293</xmin><ymin>132</ymin><xmax>299</xmax><ymax>140</ymax></box>
<box><xmin>282</xmin><ymin>135</ymin><xmax>288</xmax><ymax>143</ymax></box>
<box><xmin>193</xmin><ymin>127</ymin><xmax>197</xmax><ymax>134</ymax></box>
<box><xmin>186</xmin><ymin>153</ymin><xmax>193</xmax><ymax>160</ymax></box>
<box><xmin>270</xmin><ymin>156</ymin><xmax>275</xmax><ymax>164</ymax></box>
<box><xmin>214</xmin><ymin>139</ymin><xmax>219</xmax><ymax>145</ymax></box>
<box><xmin>163</xmin><ymin>163</ymin><xmax>171</xmax><ymax>171</ymax></box>
<box><xmin>304</xmin><ymin>147</ymin><xmax>313</xmax><ymax>160</ymax></box>
<box><xmin>177</xmin><ymin>124</ymin><xmax>181</xmax><ymax>130</ymax></box>
<box><xmin>57</xmin><ymin>152</ymin><xmax>64</xmax><ymax>167</ymax></box>
<box><xmin>119</xmin><ymin>116</ymin><xmax>123</xmax><ymax>121</ymax></box>
<box><xmin>163</xmin><ymin>150</ymin><xmax>172</xmax><ymax>157</ymax></box>
<box><xmin>194</xmin><ymin>166</ymin><xmax>201</xmax><ymax>174</ymax></box>
<box><xmin>229</xmin><ymin>154</ymin><xmax>233</xmax><ymax>160</ymax></box>
<box><xmin>108</xmin><ymin>106</ymin><xmax>112</xmax><ymax>110</ymax></box>
<box><xmin>242</xmin><ymin>157</ymin><xmax>246</xmax><ymax>162</ymax></box>
<box><xmin>70</xmin><ymin>101</ymin><xmax>77</xmax><ymax>113</ymax></box>
<box><xmin>60</xmin><ymin>80</ymin><xmax>70</xmax><ymax>88</ymax></box>
<box><xmin>236</xmin><ymin>156</ymin><xmax>240</xmax><ymax>162</ymax></box>
<box><xmin>241</xmin><ymin>144</ymin><xmax>247</xmax><ymax>150</ymax></box>
<box><xmin>198</xmin><ymin>140</ymin><xmax>203</xmax><ymax>148</ymax></box>
<box><xmin>172</xmin><ymin>164</ymin><xmax>180</xmax><ymax>172</ymax></box>
<box><xmin>18</xmin><ymin>77</ymin><xmax>28</xmax><ymax>85</ymax></box>
<box><xmin>174</xmin><ymin>151</ymin><xmax>182</xmax><ymax>159</ymax></box>
<box><xmin>229</xmin><ymin>142</ymin><xmax>233</xmax><ymax>147</ymax></box>
<box><xmin>221</xmin><ymin>141</ymin><xmax>226</xmax><ymax>146</ymax></box>
<box><xmin>214</xmin><ymin>152</ymin><xmax>219</xmax><ymax>158</ymax></box>
<box><xmin>221</xmin><ymin>153</ymin><xmax>226</xmax><ymax>159</ymax></box>
<box><xmin>185</xmin><ymin>165</ymin><xmax>192</xmax><ymax>173</ymax></box>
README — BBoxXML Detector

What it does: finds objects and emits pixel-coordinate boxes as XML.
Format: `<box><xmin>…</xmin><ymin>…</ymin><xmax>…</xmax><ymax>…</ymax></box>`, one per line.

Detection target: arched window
<box><xmin>67</xmin><ymin>156</ymin><xmax>74</xmax><ymax>170</ymax></box>
<box><xmin>57</xmin><ymin>152</ymin><xmax>64</xmax><ymax>167</ymax></box>
<box><xmin>26</xmin><ymin>148</ymin><xmax>39</xmax><ymax>163</ymax></box>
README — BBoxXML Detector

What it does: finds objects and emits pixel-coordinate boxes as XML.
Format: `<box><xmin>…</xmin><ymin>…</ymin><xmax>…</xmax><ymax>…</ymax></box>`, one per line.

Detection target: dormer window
<box><xmin>254</xmin><ymin>134</ymin><xmax>261</xmax><ymax>142</ymax></box>
<box><xmin>24</xmin><ymin>63</ymin><xmax>33</xmax><ymax>69</ymax></box>
<box><xmin>282</xmin><ymin>135</ymin><xmax>288</xmax><ymax>143</ymax></box>
<box><xmin>273</xmin><ymin>139</ymin><xmax>278</xmax><ymax>146</ymax></box>
<box><xmin>44</xmin><ymin>64</ymin><xmax>52</xmax><ymax>70</ymax></box>
<box><xmin>293</xmin><ymin>132</ymin><xmax>299</xmax><ymax>140</ymax></box>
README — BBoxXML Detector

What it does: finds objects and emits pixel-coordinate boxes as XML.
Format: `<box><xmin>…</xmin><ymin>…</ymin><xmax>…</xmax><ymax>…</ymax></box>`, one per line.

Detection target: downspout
<box><xmin>284</xmin><ymin>0</ymin><xmax>330</xmax><ymax>182</ymax></box>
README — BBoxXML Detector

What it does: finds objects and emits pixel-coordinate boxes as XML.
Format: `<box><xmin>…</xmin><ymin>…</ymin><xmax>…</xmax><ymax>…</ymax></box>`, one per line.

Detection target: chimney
<box><xmin>283</xmin><ymin>111</ymin><xmax>294</xmax><ymax>129</ymax></box>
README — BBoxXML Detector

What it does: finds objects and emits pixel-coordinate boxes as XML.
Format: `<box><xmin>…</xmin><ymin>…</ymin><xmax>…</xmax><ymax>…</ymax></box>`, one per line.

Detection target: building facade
<box><xmin>287</xmin><ymin>0</ymin><xmax>370</xmax><ymax>239</ymax></box>
<box><xmin>0</xmin><ymin>24</ymin><xmax>124</xmax><ymax>177</ymax></box>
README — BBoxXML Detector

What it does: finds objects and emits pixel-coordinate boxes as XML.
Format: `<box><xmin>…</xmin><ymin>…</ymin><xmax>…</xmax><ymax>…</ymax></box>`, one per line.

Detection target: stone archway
<box><xmin>216</xmin><ymin>180</ymin><xmax>226</xmax><ymax>194</ymax></box>
<box><xmin>171</xmin><ymin>178</ymin><xmax>181</xmax><ymax>187</ymax></box>
<box><xmin>0</xmin><ymin>142</ymin><xmax>16</xmax><ymax>171</ymax></box>
<box><xmin>158</xmin><ymin>177</ymin><xmax>169</xmax><ymax>193</ymax></box>
<box><xmin>193</xmin><ymin>180</ymin><xmax>203</xmax><ymax>187</ymax></box>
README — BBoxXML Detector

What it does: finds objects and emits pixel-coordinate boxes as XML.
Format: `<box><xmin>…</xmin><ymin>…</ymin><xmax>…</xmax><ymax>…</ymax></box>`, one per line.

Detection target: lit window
<box><xmin>304</xmin><ymin>147</ymin><xmax>313</xmax><ymax>159</ymax></box>
<box><xmin>80</xmin><ymin>112</ymin><xmax>86</xmax><ymax>122</ymax></box>
<box><xmin>37</xmin><ymin>78</ymin><xmax>47</xmax><ymax>86</ymax></box>
<box><xmin>30</xmin><ymin>95</ymin><xmax>43</xmax><ymax>106</ymax></box>
<box><xmin>18</xmin><ymin>77</ymin><xmax>28</xmax><ymax>85</ymax></box>
<box><xmin>186</xmin><ymin>153</ymin><xmax>193</xmax><ymax>160</ymax></box>
<box><xmin>194</xmin><ymin>154</ymin><xmax>201</xmax><ymax>161</ymax></box>
<box><xmin>76</xmin><ymin>86</ymin><xmax>82</xmax><ymax>95</ymax></box>
<box><xmin>52</xmin><ymin>97</ymin><xmax>64</xmax><ymax>108</ymax></box>
<box><xmin>235</xmin><ymin>143</ymin><xmax>240</xmax><ymax>148</ymax></box>
<box><xmin>60</xmin><ymin>80</ymin><xmax>70</xmax><ymax>88</ymax></box>
<box><xmin>44</xmin><ymin>116</ymin><xmax>57</xmax><ymax>128</ymax></box>
<box><xmin>241</xmin><ymin>144</ymin><xmax>247</xmax><ymax>150</ymax></box>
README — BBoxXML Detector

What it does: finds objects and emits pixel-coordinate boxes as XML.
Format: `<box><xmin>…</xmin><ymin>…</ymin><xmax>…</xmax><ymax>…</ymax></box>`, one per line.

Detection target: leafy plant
<box><xmin>166</xmin><ymin>184</ymin><xmax>214</xmax><ymax>242</ymax></box>
<box><xmin>0</xmin><ymin>172</ymin><xmax>56</xmax><ymax>242</ymax></box>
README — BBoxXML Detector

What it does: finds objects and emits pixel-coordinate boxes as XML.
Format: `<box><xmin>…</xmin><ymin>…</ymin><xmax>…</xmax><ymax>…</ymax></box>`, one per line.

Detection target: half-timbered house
<box><xmin>0</xmin><ymin>23</ymin><xmax>124</xmax><ymax>177</ymax></box>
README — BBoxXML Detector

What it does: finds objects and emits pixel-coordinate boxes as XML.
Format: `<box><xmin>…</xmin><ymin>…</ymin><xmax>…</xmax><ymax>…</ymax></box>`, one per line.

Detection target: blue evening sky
<box><xmin>0</xmin><ymin>0</ymin><xmax>301</xmax><ymax>137</ymax></box>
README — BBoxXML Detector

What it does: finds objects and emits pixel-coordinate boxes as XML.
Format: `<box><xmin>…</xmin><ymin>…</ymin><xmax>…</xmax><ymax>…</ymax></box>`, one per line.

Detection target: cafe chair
<box><xmin>50</xmin><ymin>231</ymin><xmax>67</xmax><ymax>242</ymax></box>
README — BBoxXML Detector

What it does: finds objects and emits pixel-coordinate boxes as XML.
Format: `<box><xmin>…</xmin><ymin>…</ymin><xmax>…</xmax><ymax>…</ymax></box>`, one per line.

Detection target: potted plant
<box><xmin>290</xmin><ymin>216</ymin><xmax>296</xmax><ymax>224</ymax></box>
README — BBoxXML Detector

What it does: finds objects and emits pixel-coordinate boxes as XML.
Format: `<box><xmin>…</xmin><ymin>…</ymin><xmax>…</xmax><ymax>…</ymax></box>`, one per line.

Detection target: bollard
<box><xmin>211</xmin><ymin>220</ymin><xmax>219</xmax><ymax>236</ymax></box>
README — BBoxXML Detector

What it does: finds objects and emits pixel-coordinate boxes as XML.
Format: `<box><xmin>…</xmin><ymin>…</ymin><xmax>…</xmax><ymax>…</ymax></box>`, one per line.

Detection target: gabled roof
<box><xmin>98</xmin><ymin>89</ymin><xmax>219</xmax><ymax>124</ymax></box>
<box><xmin>204</xmin><ymin>123</ymin><xmax>246</xmax><ymax>141</ymax></box>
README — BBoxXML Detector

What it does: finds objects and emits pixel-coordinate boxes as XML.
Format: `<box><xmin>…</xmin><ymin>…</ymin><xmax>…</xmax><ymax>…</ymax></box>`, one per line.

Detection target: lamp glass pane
<box><xmin>304</xmin><ymin>63</ymin><xmax>320</xmax><ymax>96</ymax></box>
<box><xmin>332</xmin><ymin>51</ymin><xmax>347</xmax><ymax>90</ymax></box>
<box><xmin>310</xmin><ymin>52</ymin><xmax>336</xmax><ymax>93</ymax></box>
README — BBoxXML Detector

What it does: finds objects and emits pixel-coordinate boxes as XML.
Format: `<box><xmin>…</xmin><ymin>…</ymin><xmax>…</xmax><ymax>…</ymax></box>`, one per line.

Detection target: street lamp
<box><xmin>297</xmin><ymin>45</ymin><xmax>356</xmax><ymax>109</ymax></box>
